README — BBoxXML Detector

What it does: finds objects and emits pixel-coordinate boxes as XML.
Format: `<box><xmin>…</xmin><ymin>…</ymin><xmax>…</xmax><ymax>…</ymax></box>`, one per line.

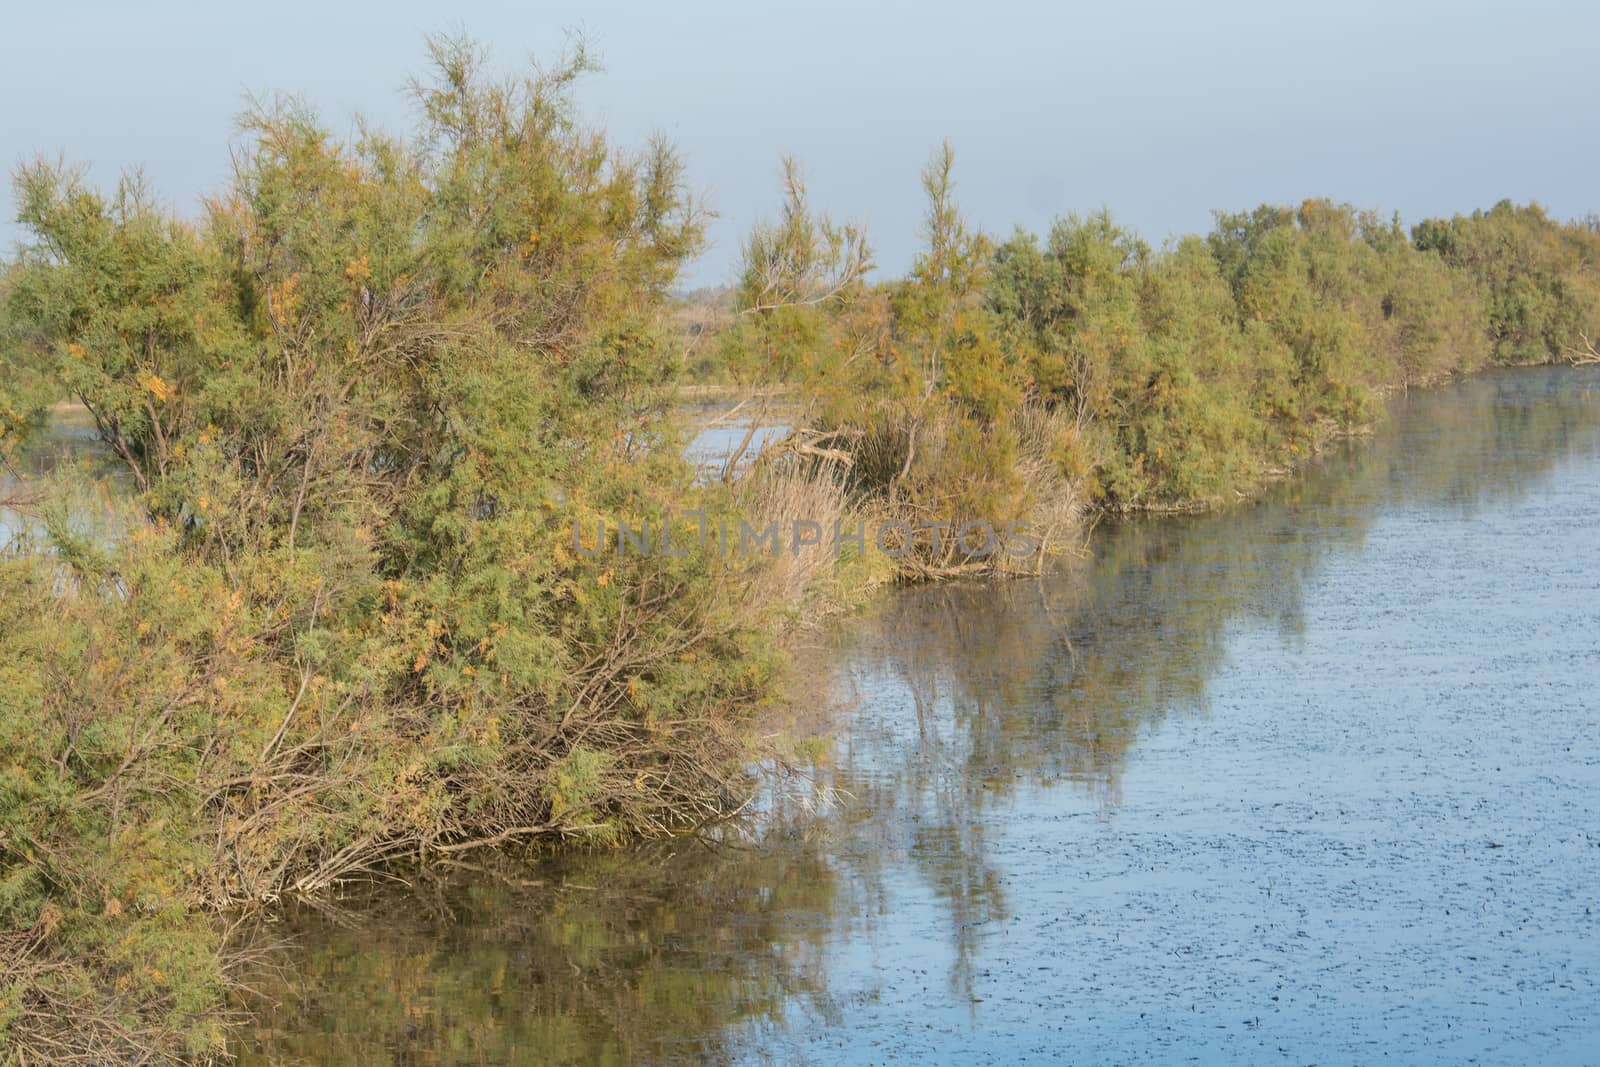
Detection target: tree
<box><xmin>0</xmin><ymin>36</ymin><xmax>774</xmax><ymax>1060</ymax></box>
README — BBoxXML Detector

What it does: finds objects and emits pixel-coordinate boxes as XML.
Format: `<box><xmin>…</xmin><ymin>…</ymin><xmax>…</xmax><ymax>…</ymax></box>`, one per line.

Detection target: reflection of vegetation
<box><xmin>240</xmin><ymin>836</ymin><xmax>838</xmax><ymax>1065</ymax></box>
<box><xmin>849</xmin><ymin>366</ymin><xmax>1600</xmax><ymax>802</ymax></box>
<box><xmin>819</xmin><ymin>366</ymin><xmax>1600</xmax><ymax>997</ymax></box>
<box><xmin>1376</xmin><ymin>366</ymin><xmax>1600</xmax><ymax>514</ymax></box>
<box><xmin>1</xmin><ymin>38</ymin><xmax>798</xmax><ymax>1061</ymax></box>
<box><xmin>2</xmin><ymin>22</ymin><xmax>1595</xmax><ymax>1060</ymax></box>
<box><xmin>236</xmin><ymin>367</ymin><xmax>1599</xmax><ymax>1058</ymax></box>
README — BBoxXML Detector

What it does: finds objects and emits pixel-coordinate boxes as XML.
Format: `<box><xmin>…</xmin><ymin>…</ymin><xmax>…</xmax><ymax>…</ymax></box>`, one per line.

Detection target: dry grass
<box><xmin>732</xmin><ymin>452</ymin><xmax>886</xmax><ymax>626</ymax></box>
<box><xmin>833</xmin><ymin>400</ymin><xmax>1086</xmax><ymax>579</ymax></box>
<box><xmin>1006</xmin><ymin>402</ymin><xmax>1086</xmax><ymax>567</ymax></box>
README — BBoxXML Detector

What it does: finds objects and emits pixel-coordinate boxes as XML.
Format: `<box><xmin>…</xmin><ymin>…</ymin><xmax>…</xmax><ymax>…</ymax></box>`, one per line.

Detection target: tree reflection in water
<box><xmin>245</xmin><ymin>366</ymin><xmax>1600</xmax><ymax>1061</ymax></box>
<box><xmin>814</xmin><ymin>364</ymin><xmax>1600</xmax><ymax>1011</ymax></box>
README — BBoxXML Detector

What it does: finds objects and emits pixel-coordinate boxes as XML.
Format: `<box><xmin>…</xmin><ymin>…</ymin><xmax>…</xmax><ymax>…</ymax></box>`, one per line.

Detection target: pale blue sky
<box><xmin>3</xmin><ymin>0</ymin><xmax>1595</xmax><ymax>288</ymax></box>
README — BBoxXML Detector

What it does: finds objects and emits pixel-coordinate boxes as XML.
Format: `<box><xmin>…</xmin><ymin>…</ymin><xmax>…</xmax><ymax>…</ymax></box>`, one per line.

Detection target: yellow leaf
<box><xmin>137</xmin><ymin>372</ymin><xmax>175</xmax><ymax>403</ymax></box>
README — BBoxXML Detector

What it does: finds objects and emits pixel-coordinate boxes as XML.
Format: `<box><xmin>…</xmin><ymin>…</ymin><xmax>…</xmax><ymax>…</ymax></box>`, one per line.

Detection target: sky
<box><xmin>2</xmin><ymin>0</ymin><xmax>1596</xmax><ymax>289</ymax></box>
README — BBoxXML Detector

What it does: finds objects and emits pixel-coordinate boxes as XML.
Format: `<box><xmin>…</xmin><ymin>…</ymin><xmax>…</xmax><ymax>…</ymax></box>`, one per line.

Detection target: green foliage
<box><xmin>1412</xmin><ymin>200</ymin><xmax>1600</xmax><ymax>364</ymax></box>
<box><xmin>4</xmin><ymin>36</ymin><xmax>1597</xmax><ymax>1055</ymax></box>
<box><xmin>706</xmin><ymin>155</ymin><xmax>876</xmax><ymax>418</ymax></box>
<box><xmin>0</xmin><ymin>265</ymin><xmax>57</xmax><ymax>472</ymax></box>
<box><xmin>0</xmin><ymin>36</ymin><xmax>774</xmax><ymax>1061</ymax></box>
<box><xmin>988</xmin><ymin>198</ymin><xmax>1547</xmax><ymax>509</ymax></box>
<box><xmin>722</xmin><ymin>172</ymin><xmax>1592</xmax><ymax>521</ymax></box>
<box><xmin>723</xmin><ymin>146</ymin><xmax>1078</xmax><ymax>576</ymax></box>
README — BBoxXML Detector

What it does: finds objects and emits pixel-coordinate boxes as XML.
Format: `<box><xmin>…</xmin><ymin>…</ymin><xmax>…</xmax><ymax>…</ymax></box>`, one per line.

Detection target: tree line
<box><xmin>1</xmin><ymin>36</ymin><xmax>1596</xmax><ymax>1061</ymax></box>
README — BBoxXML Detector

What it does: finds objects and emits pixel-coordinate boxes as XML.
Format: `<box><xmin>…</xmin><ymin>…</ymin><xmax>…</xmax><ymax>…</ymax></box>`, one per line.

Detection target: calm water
<box><xmin>0</xmin><ymin>404</ymin><xmax>132</xmax><ymax>547</ymax></box>
<box><xmin>679</xmin><ymin>398</ymin><xmax>792</xmax><ymax>480</ymax></box>
<box><xmin>243</xmin><ymin>366</ymin><xmax>1600</xmax><ymax>1064</ymax></box>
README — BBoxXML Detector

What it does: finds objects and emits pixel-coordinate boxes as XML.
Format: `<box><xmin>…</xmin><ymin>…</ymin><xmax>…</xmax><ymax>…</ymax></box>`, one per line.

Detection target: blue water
<box><xmin>251</xmin><ymin>366</ymin><xmax>1600</xmax><ymax>1065</ymax></box>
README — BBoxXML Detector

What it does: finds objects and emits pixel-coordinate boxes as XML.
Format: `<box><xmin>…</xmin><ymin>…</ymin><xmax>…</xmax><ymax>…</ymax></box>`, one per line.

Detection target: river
<box><xmin>57</xmin><ymin>366</ymin><xmax>1600</xmax><ymax>1063</ymax></box>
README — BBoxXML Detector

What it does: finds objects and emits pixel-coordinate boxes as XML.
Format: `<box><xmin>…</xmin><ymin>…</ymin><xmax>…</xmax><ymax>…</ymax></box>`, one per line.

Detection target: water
<box><xmin>0</xmin><ymin>403</ymin><xmax>132</xmax><ymax>547</ymax></box>
<box><xmin>679</xmin><ymin>397</ymin><xmax>793</xmax><ymax>480</ymax></box>
<box><xmin>244</xmin><ymin>365</ymin><xmax>1600</xmax><ymax>1063</ymax></box>
<box><xmin>1</xmin><ymin>399</ymin><xmax>781</xmax><ymax>541</ymax></box>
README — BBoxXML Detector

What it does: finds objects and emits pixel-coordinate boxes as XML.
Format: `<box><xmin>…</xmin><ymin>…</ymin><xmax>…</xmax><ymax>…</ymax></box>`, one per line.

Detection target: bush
<box><xmin>1413</xmin><ymin>200</ymin><xmax>1600</xmax><ymax>364</ymax></box>
<box><xmin>0</xmin><ymin>37</ymin><xmax>781</xmax><ymax>1060</ymax></box>
<box><xmin>985</xmin><ymin>198</ymin><xmax>1570</xmax><ymax>509</ymax></box>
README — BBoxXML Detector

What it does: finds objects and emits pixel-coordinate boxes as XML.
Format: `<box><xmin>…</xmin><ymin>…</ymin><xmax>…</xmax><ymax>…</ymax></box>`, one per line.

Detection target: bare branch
<box><xmin>1567</xmin><ymin>331</ymin><xmax>1600</xmax><ymax>366</ymax></box>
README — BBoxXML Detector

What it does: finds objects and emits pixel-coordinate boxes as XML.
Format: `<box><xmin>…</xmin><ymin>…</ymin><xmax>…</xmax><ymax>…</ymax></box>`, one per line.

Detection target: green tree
<box><xmin>0</xmin><ymin>36</ymin><xmax>776</xmax><ymax>1061</ymax></box>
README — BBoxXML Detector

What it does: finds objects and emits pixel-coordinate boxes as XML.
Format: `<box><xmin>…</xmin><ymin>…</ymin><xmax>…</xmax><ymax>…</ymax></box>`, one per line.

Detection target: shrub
<box><xmin>0</xmin><ymin>37</ymin><xmax>780</xmax><ymax>1059</ymax></box>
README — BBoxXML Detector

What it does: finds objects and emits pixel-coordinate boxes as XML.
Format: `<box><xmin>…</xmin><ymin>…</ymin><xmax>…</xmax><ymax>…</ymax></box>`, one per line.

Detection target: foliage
<box><xmin>728</xmin><ymin>145</ymin><xmax>1081</xmax><ymax>576</ymax></box>
<box><xmin>990</xmin><ymin>199</ymin><xmax>1511</xmax><ymax>508</ymax></box>
<box><xmin>1412</xmin><ymin>200</ymin><xmax>1600</xmax><ymax>364</ymax></box>
<box><xmin>719</xmin><ymin>179</ymin><xmax>1594</xmax><ymax>521</ymax></box>
<box><xmin>0</xmin><ymin>37</ymin><xmax>779</xmax><ymax>1061</ymax></box>
<box><xmin>4</xmin><ymin>32</ymin><xmax>1599</xmax><ymax>1057</ymax></box>
<box><xmin>0</xmin><ymin>266</ymin><xmax>56</xmax><ymax>477</ymax></box>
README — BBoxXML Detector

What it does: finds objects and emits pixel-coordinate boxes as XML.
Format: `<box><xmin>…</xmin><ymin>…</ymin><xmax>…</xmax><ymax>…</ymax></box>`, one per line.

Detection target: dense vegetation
<box><xmin>1</xmin><ymin>37</ymin><xmax>1597</xmax><ymax>1063</ymax></box>
<box><xmin>715</xmin><ymin>182</ymin><xmax>1600</xmax><ymax>520</ymax></box>
<box><xmin>0</xmin><ymin>39</ymin><xmax>818</xmax><ymax>1061</ymax></box>
<box><xmin>713</xmin><ymin>146</ymin><xmax>1082</xmax><ymax>577</ymax></box>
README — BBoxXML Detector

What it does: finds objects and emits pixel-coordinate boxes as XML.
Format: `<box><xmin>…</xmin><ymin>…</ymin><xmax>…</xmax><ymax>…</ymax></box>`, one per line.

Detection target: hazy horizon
<box><xmin>4</xmin><ymin>0</ymin><xmax>1596</xmax><ymax>289</ymax></box>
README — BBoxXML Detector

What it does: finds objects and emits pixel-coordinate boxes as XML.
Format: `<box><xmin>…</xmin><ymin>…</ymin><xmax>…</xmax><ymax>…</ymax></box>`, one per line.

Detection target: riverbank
<box><xmin>701</xmin><ymin>179</ymin><xmax>1598</xmax><ymax>585</ymax></box>
<box><xmin>240</xmin><ymin>364</ymin><xmax>1600</xmax><ymax>1062</ymax></box>
<box><xmin>2</xmin><ymin>36</ymin><xmax>1599</xmax><ymax>1063</ymax></box>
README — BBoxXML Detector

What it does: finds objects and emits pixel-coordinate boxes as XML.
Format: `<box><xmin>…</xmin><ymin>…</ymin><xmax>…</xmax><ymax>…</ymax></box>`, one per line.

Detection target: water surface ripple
<box><xmin>250</xmin><ymin>366</ymin><xmax>1600</xmax><ymax>1065</ymax></box>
